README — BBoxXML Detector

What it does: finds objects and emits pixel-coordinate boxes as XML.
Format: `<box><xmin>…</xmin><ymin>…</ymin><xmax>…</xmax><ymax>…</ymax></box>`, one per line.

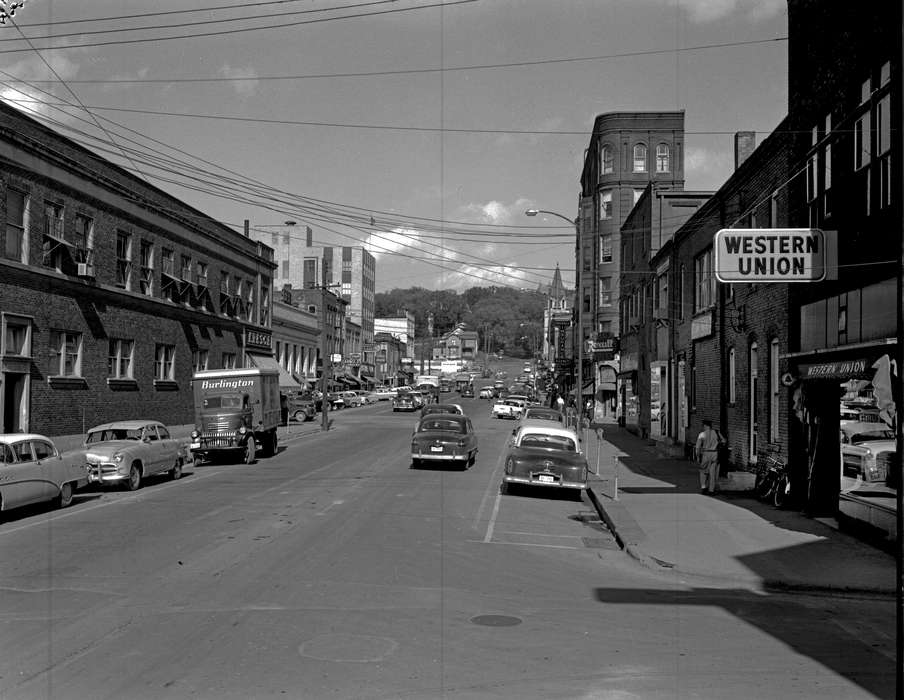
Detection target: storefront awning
<box><xmin>247</xmin><ymin>352</ymin><xmax>302</xmax><ymax>390</ymax></box>
<box><xmin>799</xmin><ymin>358</ymin><xmax>873</xmax><ymax>381</ymax></box>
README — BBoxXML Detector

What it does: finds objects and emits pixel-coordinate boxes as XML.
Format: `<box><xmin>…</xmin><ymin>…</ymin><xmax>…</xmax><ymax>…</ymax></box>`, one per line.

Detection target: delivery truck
<box><xmin>189</xmin><ymin>368</ymin><xmax>281</xmax><ymax>464</ymax></box>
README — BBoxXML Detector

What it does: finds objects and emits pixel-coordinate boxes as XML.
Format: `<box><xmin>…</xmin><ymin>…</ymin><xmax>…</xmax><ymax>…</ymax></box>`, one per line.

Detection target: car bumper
<box><xmin>503</xmin><ymin>474</ymin><xmax>587</xmax><ymax>490</ymax></box>
<box><xmin>412</xmin><ymin>452</ymin><xmax>468</xmax><ymax>461</ymax></box>
<box><xmin>87</xmin><ymin>465</ymin><xmax>129</xmax><ymax>484</ymax></box>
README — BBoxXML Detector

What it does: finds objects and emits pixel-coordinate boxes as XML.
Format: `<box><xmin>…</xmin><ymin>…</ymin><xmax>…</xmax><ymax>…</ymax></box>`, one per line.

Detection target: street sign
<box><xmin>714</xmin><ymin>228</ymin><xmax>828</xmax><ymax>283</ymax></box>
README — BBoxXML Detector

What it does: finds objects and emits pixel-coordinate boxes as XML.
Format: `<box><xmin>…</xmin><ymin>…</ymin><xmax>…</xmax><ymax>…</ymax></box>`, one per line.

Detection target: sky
<box><xmin>1</xmin><ymin>0</ymin><xmax>788</xmax><ymax>294</ymax></box>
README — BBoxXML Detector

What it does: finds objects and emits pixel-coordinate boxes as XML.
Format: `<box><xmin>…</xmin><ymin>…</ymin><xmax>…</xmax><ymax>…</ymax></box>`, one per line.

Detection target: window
<box><xmin>633</xmin><ymin>144</ymin><xmax>647</xmax><ymax>172</ymax></box>
<box><xmin>601</xmin><ymin>144</ymin><xmax>614</xmax><ymax>174</ymax></box>
<box><xmin>600</xmin><ymin>234</ymin><xmax>612</xmax><ymax>264</ymax></box>
<box><xmin>860</xmin><ymin>77</ymin><xmax>871</xmax><ymax>104</ymax></box>
<box><xmin>599</xmin><ymin>191</ymin><xmax>612</xmax><ymax>220</ymax></box>
<box><xmin>73</xmin><ymin>214</ymin><xmax>94</xmax><ymax>265</ymax></box>
<box><xmin>222</xmin><ymin>352</ymin><xmax>236</xmax><ymax>369</ymax></box>
<box><xmin>728</xmin><ymin>347</ymin><xmax>736</xmax><ymax>405</ymax></box>
<box><xmin>854</xmin><ymin>115</ymin><xmax>870</xmax><ymax>170</ymax></box>
<box><xmin>678</xmin><ymin>265</ymin><xmax>685</xmax><ymax>320</ymax></box>
<box><xmin>694</xmin><ymin>249</ymin><xmax>715</xmax><ymax>311</ymax></box>
<box><xmin>303</xmin><ymin>258</ymin><xmax>318</xmax><ymax>288</ymax></box>
<box><xmin>656</xmin><ymin>272</ymin><xmax>668</xmax><ymax>317</ymax></box>
<box><xmin>245</xmin><ymin>280</ymin><xmax>255</xmax><ymax>322</ymax></box>
<box><xmin>196</xmin><ymin>261</ymin><xmax>208</xmax><ymax>288</ymax></box>
<box><xmin>2</xmin><ymin>315</ymin><xmax>31</xmax><ymax>357</ymax></box>
<box><xmin>281</xmin><ymin>260</ymin><xmax>289</xmax><ymax>277</ymax></box>
<box><xmin>880</xmin><ymin>61</ymin><xmax>890</xmax><ymax>87</ymax></box>
<box><xmin>823</xmin><ymin>114</ymin><xmax>832</xmax><ymax>195</ymax></box>
<box><xmin>806</xmin><ymin>126</ymin><xmax>818</xmax><ymax>203</ymax></box>
<box><xmin>633</xmin><ymin>189</ymin><xmax>644</xmax><ymax>206</ymax></box>
<box><xmin>139</xmin><ymin>240</ymin><xmax>154</xmax><ymax>295</ymax></box>
<box><xmin>180</xmin><ymin>254</ymin><xmax>192</xmax><ymax>282</ymax></box>
<box><xmin>4</xmin><ymin>188</ymin><xmax>26</xmax><ymax>262</ymax></box>
<box><xmin>220</xmin><ymin>270</ymin><xmax>230</xmax><ymax>295</ymax></box>
<box><xmin>161</xmin><ymin>248</ymin><xmax>175</xmax><ymax>277</ymax></box>
<box><xmin>271</xmin><ymin>232</ymin><xmax>278</xmax><ymax>246</ymax></box>
<box><xmin>193</xmin><ymin>349</ymin><xmax>209</xmax><ymax>372</ymax></box>
<box><xmin>116</xmin><ymin>231</ymin><xmax>132</xmax><ymax>289</ymax></box>
<box><xmin>108</xmin><ymin>338</ymin><xmax>134</xmax><ymax>379</ymax></box>
<box><xmin>260</xmin><ymin>278</ymin><xmax>271</xmax><ymax>326</ymax></box>
<box><xmin>655</xmin><ymin>144</ymin><xmax>670</xmax><ymax>173</ymax></box>
<box><xmin>769</xmin><ymin>338</ymin><xmax>779</xmax><ymax>442</ymax></box>
<box><xmin>599</xmin><ymin>277</ymin><xmax>612</xmax><ymax>307</ymax></box>
<box><xmin>44</xmin><ymin>201</ymin><xmax>64</xmax><ymax>240</ymax></box>
<box><xmin>154</xmin><ymin>344</ymin><xmax>175</xmax><ymax>381</ymax></box>
<box><xmin>50</xmin><ymin>330</ymin><xmax>82</xmax><ymax>377</ymax></box>
<box><xmin>583</xmin><ymin>294</ymin><xmax>590</xmax><ymax>313</ymax></box>
<box><xmin>877</xmin><ymin>95</ymin><xmax>891</xmax><ymax>155</ymax></box>
<box><xmin>769</xmin><ymin>190</ymin><xmax>779</xmax><ymax>227</ymax></box>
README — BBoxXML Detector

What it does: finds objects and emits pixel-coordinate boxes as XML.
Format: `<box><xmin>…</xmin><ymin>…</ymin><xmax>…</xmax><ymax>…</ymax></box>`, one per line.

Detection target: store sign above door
<box><xmin>714</xmin><ymin>229</ymin><xmax>835</xmax><ymax>283</ymax></box>
<box><xmin>800</xmin><ymin>358</ymin><xmax>870</xmax><ymax>380</ymax></box>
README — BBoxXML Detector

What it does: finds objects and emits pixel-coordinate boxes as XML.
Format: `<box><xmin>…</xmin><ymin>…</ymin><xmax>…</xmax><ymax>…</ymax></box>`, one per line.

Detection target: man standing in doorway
<box><xmin>695</xmin><ymin>419</ymin><xmax>721</xmax><ymax>494</ymax></box>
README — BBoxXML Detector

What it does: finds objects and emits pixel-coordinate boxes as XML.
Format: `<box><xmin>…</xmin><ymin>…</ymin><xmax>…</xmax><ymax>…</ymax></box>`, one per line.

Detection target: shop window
<box><xmin>50</xmin><ymin>330</ymin><xmax>82</xmax><ymax>377</ymax></box>
<box><xmin>108</xmin><ymin>338</ymin><xmax>134</xmax><ymax>379</ymax></box>
<box><xmin>3</xmin><ymin>188</ymin><xmax>27</xmax><ymax>263</ymax></box>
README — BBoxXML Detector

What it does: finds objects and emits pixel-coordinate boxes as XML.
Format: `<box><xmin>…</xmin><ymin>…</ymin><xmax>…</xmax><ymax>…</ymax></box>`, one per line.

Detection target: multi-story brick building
<box><xmin>289</xmin><ymin>287</ymin><xmax>348</xmax><ymax>392</ymax></box>
<box><xmin>0</xmin><ymin>100</ymin><xmax>276</xmax><ymax>436</ymax></box>
<box><xmin>373</xmin><ymin>332</ymin><xmax>407</xmax><ymax>386</ymax></box>
<box><xmin>272</xmin><ymin>287</ymin><xmax>321</xmax><ymax>389</ymax></box>
<box><xmin>577</xmin><ymin>111</ymin><xmax>686</xmax><ymax>407</ymax></box>
<box><xmin>375</xmin><ymin>312</ymin><xmax>415</xmax><ymax>359</ymax></box>
<box><xmin>618</xmin><ymin>184</ymin><xmax>711</xmax><ymax>439</ymax></box>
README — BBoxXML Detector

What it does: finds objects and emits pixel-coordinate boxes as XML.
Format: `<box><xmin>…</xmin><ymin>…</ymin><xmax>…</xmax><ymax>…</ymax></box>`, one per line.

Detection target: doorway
<box><xmin>2</xmin><ymin>373</ymin><xmax>28</xmax><ymax>433</ymax></box>
<box><xmin>749</xmin><ymin>342</ymin><xmax>758</xmax><ymax>463</ymax></box>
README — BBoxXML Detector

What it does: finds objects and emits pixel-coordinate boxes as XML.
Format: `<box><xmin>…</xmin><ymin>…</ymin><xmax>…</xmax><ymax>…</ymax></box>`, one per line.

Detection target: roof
<box><xmin>0</xmin><ymin>433</ymin><xmax>53</xmax><ymax>444</ymax></box>
<box><xmin>417</xmin><ymin>413</ymin><xmax>467</xmax><ymax>424</ymax></box>
<box><xmin>87</xmin><ymin>420</ymin><xmax>165</xmax><ymax>432</ymax></box>
<box><xmin>516</xmin><ymin>424</ymin><xmax>580</xmax><ymax>439</ymax></box>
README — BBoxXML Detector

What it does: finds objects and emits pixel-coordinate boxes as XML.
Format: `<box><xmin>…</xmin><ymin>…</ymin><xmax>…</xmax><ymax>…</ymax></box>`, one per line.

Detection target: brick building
<box><xmin>0</xmin><ymin>100</ymin><xmax>275</xmax><ymax>437</ymax></box>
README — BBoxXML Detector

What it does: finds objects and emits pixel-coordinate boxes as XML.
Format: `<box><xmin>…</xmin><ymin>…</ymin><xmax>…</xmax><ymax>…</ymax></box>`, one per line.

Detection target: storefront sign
<box><xmin>714</xmin><ymin>228</ymin><xmax>827</xmax><ymax>283</ymax></box>
<box><xmin>244</xmin><ymin>327</ymin><xmax>272</xmax><ymax>351</ymax></box>
<box><xmin>800</xmin><ymin>358</ymin><xmax>870</xmax><ymax>380</ymax></box>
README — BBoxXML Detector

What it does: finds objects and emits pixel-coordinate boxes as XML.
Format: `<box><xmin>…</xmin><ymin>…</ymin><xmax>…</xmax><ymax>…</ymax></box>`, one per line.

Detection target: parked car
<box><xmin>371</xmin><ymin>387</ymin><xmax>398</xmax><ymax>401</ymax></box>
<box><xmin>501</xmin><ymin>424</ymin><xmax>589</xmax><ymax>495</ymax></box>
<box><xmin>478</xmin><ymin>387</ymin><xmax>494</xmax><ymax>400</ymax></box>
<box><xmin>840</xmin><ymin>421</ymin><xmax>897</xmax><ymax>491</ymax></box>
<box><xmin>493</xmin><ymin>398</ymin><xmax>526</xmax><ymax>420</ymax></box>
<box><xmin>0</xmin><ymin>433</ymin><xmax>88</xmax><ymax>512</ymax></box>
<box><xmin>460</xmin><ymin>384</ymin><xmax>475</xmax><ymax>398</ymax></box>
<box><xmin>410</xmin><ymin>413</ymin><xmax>478</xmax><ymax>469</ymax></box>
<box><xmin>356</xmin><ymin>391</ymin><xmax>380</xmax><ymax>405</ymax></box>
<box><xmin>285</xmin><ymin>392</ymin><xmax>317</xmax><ymax>422</ymax></box>
<box><xmin>326</xmin><ymin>392</ymin><xmax>346</xmax><ymax>410</ymax></box>
<box><xmin>519</xmin><ymin>407</ymin><xmax>565</xmax><ymax>425</ymax></box>
<box><xmin>85</xmin><ymin>420</ymin><xmax>185</xmax><ymax>491</ymax></box>
<box><xmin>421</xmin><ymin>403</ymin><xmax>464</xmax><ymax>417</ymax></box>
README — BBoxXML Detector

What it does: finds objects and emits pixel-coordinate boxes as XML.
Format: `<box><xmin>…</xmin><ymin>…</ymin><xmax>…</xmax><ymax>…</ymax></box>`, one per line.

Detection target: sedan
<box><xmin>421</xmin><ymin>403</ymin><xmax>464</xmax><ymax>417</ymax></box>
<box><xmin>411</xmin><ymin>414</ymin><xmax>478</xmax><ymax>469</ymax></box>
<box><xmin>0</xmin><ymin>433</ymin><xmax>88</xmax><ymax>512</ymax></box>
<box><xmin>501</xmin><ymin>424</ymin><xmax>589</xmax><ymax>495</ymax></box>
<box><xmin>85</xmin><ymin>420</ymin><xmax>185</xmax><ymax>491</ymax></box>
<box><xmin>519</xmin><ymin>407</ymin><xmax>565</xmax><ymax>424</ymax></box>
<box><xmin>840</xmin><ymin>421</ymin><xmax>896</xmax><ymax>491</ymax></box>
<box><xmin>371</xmin><ymin>388</ymin><xmax>398</xmax><ymax>401</ymax></box>
<box><xmin>478</xmin><ymin>387</ymin><xmax>494</xmax><ymax>399</ymax></box>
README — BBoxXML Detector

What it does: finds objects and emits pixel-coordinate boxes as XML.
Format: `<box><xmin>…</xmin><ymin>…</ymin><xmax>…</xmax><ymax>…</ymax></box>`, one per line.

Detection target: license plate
<box><xmin>430</xmin><ymin>446</ymin><xmax>443</xmax><ymax>452</ymax></box>
<box><xmin>190</xmin><ymin>442</ymin><xmax>200</xmax><ymax>449</ymax></box>
<box><xmin>538</xmin><ymin>474</ymin><xmax>555</xmax><ymax>483</ymax></box>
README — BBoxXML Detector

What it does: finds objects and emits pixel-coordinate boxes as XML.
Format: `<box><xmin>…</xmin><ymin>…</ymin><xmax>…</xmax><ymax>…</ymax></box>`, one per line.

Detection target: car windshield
<box><xmin>519</xmin><ymin>433</ymin><xmax>577</xmax><ymax>451</ymax></box>
<box><xmin>525</xmin><ymin>411</ymin><xmax>562</xmax><ymax>422</ymax></box>
<box><xmin>850</xmin><ymin>430</ymin><xmax>895</xmax><ymax>444</ymax></box>
<box><xmin>419</xmin><ymin>420</ymin><xmax>465</xmax><ymax>433</ymax></box>
<box><xmin>86</xmin><ymin>428</ymin><xmax>143</xmax><ymax>443</ymax></box>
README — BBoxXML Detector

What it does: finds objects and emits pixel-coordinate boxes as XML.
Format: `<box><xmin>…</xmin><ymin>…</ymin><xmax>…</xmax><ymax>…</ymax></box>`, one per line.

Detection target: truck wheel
<box><xmin>244</xmin><ymin>438</ymin><xmax>256</xmax><ymax>464</ymax></box>
<box><xmin>269</xmin><ymin>431</ymin><xmax>278</xmax><ymax>457</ymax></box>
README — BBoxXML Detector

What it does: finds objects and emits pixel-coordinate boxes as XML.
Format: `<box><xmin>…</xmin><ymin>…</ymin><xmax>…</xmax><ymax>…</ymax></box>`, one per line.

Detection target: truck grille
<box><xmin>199</xmin><ymin>431</ymin><xmax>238</xmax><ymax>448</ymax></box>
<box><xmin>204</xmin><ymin>418</ymin><xmax>235</xmax><ymax>431</ymax></box>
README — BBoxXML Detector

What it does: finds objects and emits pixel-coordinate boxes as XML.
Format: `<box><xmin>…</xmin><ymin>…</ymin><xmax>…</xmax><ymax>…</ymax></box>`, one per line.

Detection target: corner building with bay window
<box><xmin>0</xmin><ymin>100</ymin><xmax>276</xmax><ymax>437</ymax></box>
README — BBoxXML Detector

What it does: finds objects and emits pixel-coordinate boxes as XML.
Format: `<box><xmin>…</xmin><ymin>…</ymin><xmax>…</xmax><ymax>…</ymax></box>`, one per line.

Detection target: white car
<box><xmin>371</xmin><ymin>388</ymin><xmax>398</xmax><ymax>401</ymax></box>
<box><xmin>840</xmin><ymin>421</ymin><xmax>896</xmax><ymax>491</ymax></box>
<box><xmin>493</xmin><ymin>398</ymin><xmax>526</xmax><ymax>420</ymax></box>
<box><xmin>0</xmin><ymin>433</ymin><xmax>88</xmax><ymax>512</ymax></box>
<box><xmin>85</xmin><ymin>420</ymin><xmax>185</xmax><ymax>490</ymax></box>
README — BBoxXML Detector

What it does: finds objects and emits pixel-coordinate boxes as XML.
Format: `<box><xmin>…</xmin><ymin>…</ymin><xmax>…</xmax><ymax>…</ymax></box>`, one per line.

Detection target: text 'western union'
<box><xmin>722</xmin><ymin>232</ymin><xmax>820</xmax><ymax>276</ymax></box>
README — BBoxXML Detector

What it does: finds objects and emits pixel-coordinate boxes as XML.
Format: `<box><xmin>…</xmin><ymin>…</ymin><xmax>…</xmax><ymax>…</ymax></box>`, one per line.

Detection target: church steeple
<box><xmin>547</xmin><ymin>263</ymin><xmax>567</xmax><ymax>310</ymax></box>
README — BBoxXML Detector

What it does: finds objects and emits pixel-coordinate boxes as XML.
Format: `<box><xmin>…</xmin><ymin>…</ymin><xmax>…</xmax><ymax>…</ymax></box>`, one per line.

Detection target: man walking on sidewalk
<box><xmin>695</xmin><ymin>419</ymin><xmax>721</xmax><ymax>494</ymax></box>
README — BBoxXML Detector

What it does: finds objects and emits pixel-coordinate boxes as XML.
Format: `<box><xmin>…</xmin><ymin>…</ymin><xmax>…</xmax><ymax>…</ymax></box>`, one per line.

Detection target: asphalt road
<box><xmin>0</xmin><ymin>385</ymin><xmax>895</xmax><ymax>699</ymax></box>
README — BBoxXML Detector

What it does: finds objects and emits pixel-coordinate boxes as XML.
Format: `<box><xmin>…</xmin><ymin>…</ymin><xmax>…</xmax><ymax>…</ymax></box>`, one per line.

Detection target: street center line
<box><xmin>483</xmin><ymin>493</ymin><xmax>502</xmax><ymax>543</ymax></box>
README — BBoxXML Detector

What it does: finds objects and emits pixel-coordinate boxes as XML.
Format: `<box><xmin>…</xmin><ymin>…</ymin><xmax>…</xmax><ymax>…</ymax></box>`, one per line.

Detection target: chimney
<box><xmin>243</xmin><ymin>219</ymin><xmax>250</xmax><ymax>237</ymax></box>
<box><xmin>306</xmin><ymin>226</ymin><xmax>313</xmax><ymax>247</ymax></box>
<box><xmin>734</xmin><ymin>131</ymin><xmax>756</xmax><ymax>170</ymax></box>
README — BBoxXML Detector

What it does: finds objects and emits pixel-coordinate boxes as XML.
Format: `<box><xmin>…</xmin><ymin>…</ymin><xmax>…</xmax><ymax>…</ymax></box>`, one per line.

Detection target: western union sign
<box><xmin>714</xmin><ymin>228</ymin><xmax>826</xmax><ymax>283</ymax></box>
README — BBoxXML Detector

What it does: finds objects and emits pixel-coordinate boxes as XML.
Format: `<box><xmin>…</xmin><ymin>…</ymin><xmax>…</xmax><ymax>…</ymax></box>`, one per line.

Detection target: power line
<box><xmin>0</xmin><ymin>0</ymin><xmax>479</xmax><ymax>55</ymax></box>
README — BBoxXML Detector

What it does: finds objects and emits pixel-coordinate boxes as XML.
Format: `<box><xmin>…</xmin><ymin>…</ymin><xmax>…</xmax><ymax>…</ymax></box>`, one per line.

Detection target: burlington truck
<box><xmin>189</xmin><ymin>368</ymin><xmax>281</xmax><ymax>464</ymax></box>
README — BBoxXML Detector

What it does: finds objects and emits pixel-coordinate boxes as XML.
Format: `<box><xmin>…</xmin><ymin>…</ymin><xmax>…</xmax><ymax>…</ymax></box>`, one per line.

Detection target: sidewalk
<box><xmin>584</xmin><ymin>427</ymin><xmax>896</xmax><ymax>596</ymax></box>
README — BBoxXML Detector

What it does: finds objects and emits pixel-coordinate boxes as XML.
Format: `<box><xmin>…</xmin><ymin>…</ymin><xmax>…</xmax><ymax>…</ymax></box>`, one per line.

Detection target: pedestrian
<box><xmin>694</xmin><ymin>419</ymin><xmax>724</xmax><ymax>494</ymax></box>
<box><xmin>556</xmin><ymin>394</ymin><xmax>565</xmax><ymax>414</ymax></box>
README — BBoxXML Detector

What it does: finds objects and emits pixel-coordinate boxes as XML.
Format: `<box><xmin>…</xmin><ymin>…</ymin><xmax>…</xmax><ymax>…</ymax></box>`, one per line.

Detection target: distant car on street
<box><xmin>421</xmin><ymin>403</ymin><xmax>464</xmax><ymax>417</ymax></box>
<box><xmin>502</xmin><ymin>424</ymin><xmax>588</xmax><ymax>495</ymax></box>
<box><xmin>371</xmin><ymin>388</ymin><xmax>398</xmax><ymax>401</ymax></box>
<box><xmin>493</xmin><ymin>398</ymin><xmax>526</xmax><ymax>420</ymax></box>
<box><xmin>479</xmin><ymin>387</ymin><xmax>494</xmax><ymax>399</ymax></box>
<box><xmin>0</xmin><ymin>433</ymin><xmax>88</xmax><ymax>512</ymax></box>
<box><xmin>85</xmin><ymin>420</ymin><xmax>185</xmax><ymax>491</ymax></box>
<box><xmin>460</xmin><ymin>384</ymin><xmax>475</xmax><ymax>398</ymax></box>
<box><xmin>285</xmin><ymin>392</ymin><xmax>317</xmax><ymax>422</ymax></box>
<box><xmin>393</xmin><ymin>391</ymin><xmax>420</xmax><ymax>412</ymax></box>
<box><xmin>519</xmin><ymin>407</ymin><xmax>565</xmax><ymax>425</ymax></box>
<box><xmin>410</xmin><ymin>413</ymin><xmax>478</xmax><ymax>469</ymax></box>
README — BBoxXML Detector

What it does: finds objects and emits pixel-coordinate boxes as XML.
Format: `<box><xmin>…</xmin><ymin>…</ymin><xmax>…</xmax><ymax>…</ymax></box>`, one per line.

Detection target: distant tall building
<box><xmin>251</xmin><ymin>222</ymin><xmax>375</xmax><ymax>354</ymax></box>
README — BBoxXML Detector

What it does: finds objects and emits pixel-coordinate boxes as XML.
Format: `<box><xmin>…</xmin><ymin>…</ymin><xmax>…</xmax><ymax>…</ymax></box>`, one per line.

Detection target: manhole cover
<box><xmin>470</xmin><ymin>614</ymin><xmax>522</xmax><ymax>627</ymax></box>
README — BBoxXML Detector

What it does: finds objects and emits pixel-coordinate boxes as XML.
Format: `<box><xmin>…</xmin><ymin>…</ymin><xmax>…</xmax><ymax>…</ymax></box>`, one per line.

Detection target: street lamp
<box><xmin>525</xmin><ymin>208</ymin><xmax>582</xmax><ymax>426</ymax></box>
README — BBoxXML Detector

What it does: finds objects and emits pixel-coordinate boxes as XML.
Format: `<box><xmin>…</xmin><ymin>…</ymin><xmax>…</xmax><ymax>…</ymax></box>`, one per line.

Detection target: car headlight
<box><xmin>113</xmin><ymin>453</ymin><xmax>124</xmax><ymax>463</ymax></box>
<box><xmin>191</xmin><ymin>430</ymin><xmax>199</xmax><ymax>439</ymax></box>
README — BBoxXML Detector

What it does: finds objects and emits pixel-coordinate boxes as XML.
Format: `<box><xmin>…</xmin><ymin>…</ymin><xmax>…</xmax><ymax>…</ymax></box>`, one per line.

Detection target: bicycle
<box><xmin>754</xmin><ymin>452</ymin><xmax>791</xmax><ymax>508</ymax></box>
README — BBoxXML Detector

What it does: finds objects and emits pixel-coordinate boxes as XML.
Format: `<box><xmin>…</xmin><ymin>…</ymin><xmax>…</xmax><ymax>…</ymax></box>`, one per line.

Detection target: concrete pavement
<box><xmin>584</xmin><ymin>427</ymin><xmax>896</xmax><ymax>596</ymax></box>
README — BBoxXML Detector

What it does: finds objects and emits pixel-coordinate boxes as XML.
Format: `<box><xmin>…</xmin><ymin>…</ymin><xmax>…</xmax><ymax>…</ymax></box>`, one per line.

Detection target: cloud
<box><xmin>636</xmin><ymin>0</ymin><xmax>784</xmax><ymax>23</ymax></box>
<box><xmin>364</xmin><ymin>227</ymin><xmax>424</xmax><ymax>259</ymax></box>
<box><xmin>457</xmin><ymin>197</ymin><xmax>534</xmax><ymax>226</ymax></box>
<box><xmin>1</xmin><ymin>53</ymin><xmax>82</xmax><ymax>121</ymax></box>
<box><xmin>448</xmin><ymin>263</ymin><xmax>529</xmax><ymax>290</ymax></box>
<box><xmin>684</xmin><ymin>145</ymin><xmax>733</xmax><ymax>189</ymax></box>
<box><xmin>218</xmin><ymin>63</ymin><xmax>259</xmax><ymax>97</ymax></box>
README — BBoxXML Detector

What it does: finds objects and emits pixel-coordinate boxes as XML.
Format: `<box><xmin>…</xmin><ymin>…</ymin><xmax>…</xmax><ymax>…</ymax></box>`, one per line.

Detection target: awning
<box><xmin>247</xmin><ymin>352</ymin><xmax>302</xmax><ymax>390</ymax></box>
<box><xmin>360</xmin><ymin>373</ymin><xmax>374</xmax><ymax>383</ymax></box>
<box><xmin>339</xmin><ymin>372</ymin><xmax>361</xmax><ymax>387</ymax></box>
<box><xmin>798</xmin><ymin>358</ymin><xmax>873</xmax><ymax>381</ymax></box>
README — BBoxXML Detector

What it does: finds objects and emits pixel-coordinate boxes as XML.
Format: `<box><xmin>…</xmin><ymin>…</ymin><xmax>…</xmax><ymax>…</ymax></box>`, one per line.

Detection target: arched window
<box><xmin>601</xmin><ymin>144</ymin><xmax>614</xmax><ymax>174</ymax></box>
<box><xmin>656</xmin><ymin>143</ymin><xmax>670</xmax><ymax>173</ymax></box>
<box><xmin>633</xmin><ymin>144</ymin><xmax>647</xmax><ymax>172</ymax></box>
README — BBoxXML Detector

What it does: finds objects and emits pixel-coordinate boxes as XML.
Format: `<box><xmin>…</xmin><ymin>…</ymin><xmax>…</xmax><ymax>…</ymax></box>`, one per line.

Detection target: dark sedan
<box><xmin>410</xmin><ymin>414</ymin><xmax>478</xmax><ymax>469</ymax></box>
<box><xmin>501</xmin><ymin>424</ymin><xmax>588</xmax><ymax>495</ymax></box>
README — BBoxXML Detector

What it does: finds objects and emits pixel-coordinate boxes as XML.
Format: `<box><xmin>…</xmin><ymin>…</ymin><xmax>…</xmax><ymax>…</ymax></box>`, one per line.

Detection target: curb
<box><xmin>586</xmin><ymin>486</ymin><xmax>895</xmax><ymax>598</ymax></box>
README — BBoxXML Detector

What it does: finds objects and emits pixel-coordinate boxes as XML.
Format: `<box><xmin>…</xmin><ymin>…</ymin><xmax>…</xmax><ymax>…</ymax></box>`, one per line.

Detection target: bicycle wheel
<box><xmin>772</xmin><ymin>475</ymin><xmax>790</xmax><ymax>508</ymax></box>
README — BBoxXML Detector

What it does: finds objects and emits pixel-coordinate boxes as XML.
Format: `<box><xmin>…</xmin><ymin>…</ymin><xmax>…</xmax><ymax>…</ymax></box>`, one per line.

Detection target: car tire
<box><xmin>293</xmin><ymin>410</ymin><xmax>305</xmax><ymax>422</ymax></box>
<box><xmin>57</xmin><ymin>481</ymin><xmax>74</xmax><ymax>508</ymax></box>
<box><xmin>244</xmin><ymin>437</ymin><xmax>257</xmax><ymax>465</ymax></box>
<box><xmin>126</xmin><ymin>463</ymin><xmax>142</xmax><ymax>491</ymax></box>
<box><xmin>411</xmin><ymin>459</ymin><xmax>420</xmax><ymax>469</ymax></box>
<box><xmin>170</xmin><ymin>458</ymin><xmax>183</xmax><ymax>481</ymax></box>
<box><xmin>467</xmin><ymin>451</ymin><xmax>476</xmax><ymax>468</ymax></box>
<box><xmin>499</xmin><ymin>482</ymin><xmax>508</xmax><ymax>495</ymax></box>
